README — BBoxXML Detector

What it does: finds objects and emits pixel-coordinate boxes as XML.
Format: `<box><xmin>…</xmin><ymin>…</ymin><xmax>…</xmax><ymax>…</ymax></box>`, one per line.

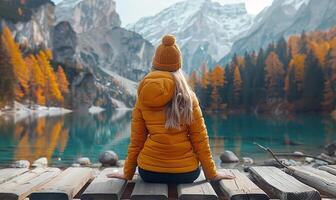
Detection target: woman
<box><xmin>107</xmin><ymin>35</ymin><xmax>235</xmax><ymax>183</ymax></box>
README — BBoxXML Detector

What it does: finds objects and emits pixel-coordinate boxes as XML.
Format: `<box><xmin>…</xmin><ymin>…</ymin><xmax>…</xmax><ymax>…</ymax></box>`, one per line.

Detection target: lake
<box><xmin>0</xmin><ymin>110</ymin><xmax>335</xmax><ymax>167</ymax></box>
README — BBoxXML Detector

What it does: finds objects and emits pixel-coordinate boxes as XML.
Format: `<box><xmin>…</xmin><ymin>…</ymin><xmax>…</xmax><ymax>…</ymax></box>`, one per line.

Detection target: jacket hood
<box><xmin>138</xmin><ymin>71</ymin><xmax>175</xmax><ymax>107</ymax></box>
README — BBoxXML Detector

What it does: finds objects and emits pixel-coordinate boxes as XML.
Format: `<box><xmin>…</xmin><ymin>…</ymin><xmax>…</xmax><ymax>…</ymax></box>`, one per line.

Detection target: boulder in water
<box><xmin>220</xmin><ymin>151</ymin><xmax>239</xmax><ymax>163</ymax></box>
<box><xmin>99</xmin><ymin>150</ymin><xmax>118</xmax><ymax>166</ymax></box>
<box><xmin>32</xmin><ymin>157</ymin><xmax>48</xmax><ymax>168</ymax></box>
<box><xmin>12</xmin><ymin>160</ymin><xmax>30</xmax><ymax>168</ymax></box>
<box><xmin>242</xmin><ymin>157</ymin><xmax>254</xmax><ymax>165</ymax></box>
<box><xmin>77</xmin><ymin>157</ymin><xmax>91</xmax><ymax>166</ymax></box>
<box><xmin>325</xmin><ymin>141</ymin><xmax>336</xmax><ymax>156</ymax></box>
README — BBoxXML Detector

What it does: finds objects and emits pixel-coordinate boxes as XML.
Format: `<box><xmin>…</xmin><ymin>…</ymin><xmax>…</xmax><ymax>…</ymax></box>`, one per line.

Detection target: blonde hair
<box><xmin>165</xmin><ymin>69</ymin><xmax>194</xmax><ymax>129</ymax></box>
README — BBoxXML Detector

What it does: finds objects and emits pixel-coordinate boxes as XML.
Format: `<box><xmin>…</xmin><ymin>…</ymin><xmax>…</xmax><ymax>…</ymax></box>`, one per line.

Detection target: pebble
<box><xmin>77</xmin><ymin>157</ymin><xmax>91</xmax><ymax>166</ymax></box>
<box><xmin>71</xmin><ymin>163</ymin><xmax>81</xmax><ymax>167</ymax></box>
<box><xmin>12</xmin><ymin>160</ymin><xmax>30</xmax><ymax>168</ymax></box>
<box><xmin>99</xmin><ymin>150</ymin><xmax>118</xmax><ymax>166</ymax></box>
<box><xmin>242</xmin><ymin>157</ymin><xmax>254</xmax><ymax>165</ymax></box>
<box><xmin>305</xmin><ymin>157</ymin><xmax>314</xmax><ymax>163</ymax></box>
<box><xmin>220</xmin><ymin>151</ymin><xmax>239</xmax><ymax>163</ymax></box>
<box><xmin>32</xmin><ymin>157</ymin><xmax>48</xmax><ymax>168</ymax></box>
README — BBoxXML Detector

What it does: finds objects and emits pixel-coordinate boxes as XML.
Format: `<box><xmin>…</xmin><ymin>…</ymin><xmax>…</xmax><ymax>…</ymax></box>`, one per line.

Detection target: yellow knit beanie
<box><xmin>152</xmin><ymin>34</ymin><xmax>182</xmax><ymax>72</ymax></box>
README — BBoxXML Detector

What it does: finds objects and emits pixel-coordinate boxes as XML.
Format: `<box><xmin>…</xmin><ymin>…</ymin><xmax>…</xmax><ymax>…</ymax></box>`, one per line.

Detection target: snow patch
<box><xmin>111</xmin><ymin>98</ymin><xmax>132</xmax><ymax>110</ymax></box>
<box><xmin>0</xmin><ymin>102</ymin><xmax>72</xmax><ymax>122</ymax></box>
<box><xmin>282</xmin><ymin>0</ymin><xmax>310</xmax><ymax>10</ymax></box>
<box><xmin>99</xmin><ymin>67</ymin><xmax>138</xmax><ymax>96</ymax></box>
<box><xmin>88</xmin><ymin>106</ymin><xmax>105</xmax><ymax>114</ymax></box>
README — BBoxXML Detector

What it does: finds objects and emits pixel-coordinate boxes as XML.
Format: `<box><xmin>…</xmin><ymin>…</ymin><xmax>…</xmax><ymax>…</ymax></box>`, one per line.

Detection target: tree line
<box><xmin>190</xmin><ymin>27</ymin><xmax>336</xmax><ymax>113</ymax></box>
<box><xmin>0</xmin><ymin>26</ymin><xmax>69</xmax><ymax>108</ymax></box>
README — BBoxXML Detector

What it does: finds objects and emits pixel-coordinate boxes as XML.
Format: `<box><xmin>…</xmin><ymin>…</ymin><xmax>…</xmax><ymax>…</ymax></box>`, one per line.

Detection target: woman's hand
<box><xmin>211</xmin><ymin>171</ymin><xmax>236</xmax><ymax>181</ymax></box>
<box><xmin>106</xmin><ymin>171</ymin><xmax>126</xmax><ymax>180</ymax></box>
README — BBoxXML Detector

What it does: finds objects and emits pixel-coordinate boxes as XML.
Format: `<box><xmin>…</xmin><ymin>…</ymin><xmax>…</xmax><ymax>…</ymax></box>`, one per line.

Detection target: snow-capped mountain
<box><xmin>222</xmin><ymin>0</ymin><xmax>336</xmax><ymax>63</ymax></box>
<box><xmin>54</xmin><ymin>0</ymin><xmax>155</xmax><ymax>109</ymax></box>
<box><xmin>55</xmin><ymin>0</ymin><xmax>121</xmax><ymax>33</ymax></box>
<box><xmin>127</xmin><ymin>0</ymin><xmax>253</xmax><ymax>73</ymax></box>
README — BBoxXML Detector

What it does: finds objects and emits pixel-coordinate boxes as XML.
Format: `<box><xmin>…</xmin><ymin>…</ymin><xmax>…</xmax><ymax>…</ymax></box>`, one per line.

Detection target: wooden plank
<box><xmin>81</xmin><ymin>168</ymin><xmax>127</xmax><ymax>200</ymax></box>
<box><xmin>177</xmin><ymin>171</ymin><xmax>218</xmax><ymax>200</ymax></box>
<box><xmin>287</xmin><ymin>166</ymin><xmax>336</xmax><ymax>197</ymax></box>
<box><xmin>131</xmin><ymin>175</ymin><xmax>168</xmax><ymax>200</ymax></box>
<box><xmin>249</xmin><ymin>166</ymin><xmax>320</xmax><ymax>200</ymax></box>
<box><xmin>0</xmin><ymin>168</ymin><xmax>61</xmax><ymax>200</ymax></box>
<box><xmin>318</xmin><ymin>165</ymin><xmax>336</xmax><ymax>176</ymax></box>
<box><xmin>0</xmin><ymin>168</ymin><xmax>29</xmax><ymax>184</ymax></box>
<box><xmin>30</xmin><ymin>167</ymin><xmax>93</xmax><ymax>200</ymax></box>
<box><xmin>218</xmin><ymin>169</ymin><xmax>269</xmax><ymax>200</ymax></box>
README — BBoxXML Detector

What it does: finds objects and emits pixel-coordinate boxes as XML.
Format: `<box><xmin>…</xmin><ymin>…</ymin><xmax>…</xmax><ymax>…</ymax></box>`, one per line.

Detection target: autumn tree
<box><xmin>25</xmin><ymin>55</ymin><xmax>46</xmax><ymax>105</ymax></box>
<box><xmin>1</xmin><ymin>26</ymin><xmax>29</xmax><ymax>100</ymax></box>
<box><xmin>56</xmin><ymin>65</ymin><xmax>70</xmax><ymax>94</ymax></box>
<box><xmin>200</xmin><ymin>63</ymin><xmax>210</xmax><ymax>89</ymax></box>
<box><xmin>36</xmin><ymin>50</ymin><xmax>63</xmax><ymax>105</ymax></box>
<box><xmin>233</xmin><ymin>65</ymin><xmax>242</xmax><ymax>104</ymax></box>
<box><xmin>209</xmin><ymin>65</ymin><xmax>225</xmax><ymax>110</ymax></box>
<box><xmin>265</xmin><ymin>52</ymin><xmax>285</xmax><ymax>99</ymax></box>
<box><xmin>189</xmin><ymin>70</ymin><xmax>198</xmax><ymax>90</ymax></box>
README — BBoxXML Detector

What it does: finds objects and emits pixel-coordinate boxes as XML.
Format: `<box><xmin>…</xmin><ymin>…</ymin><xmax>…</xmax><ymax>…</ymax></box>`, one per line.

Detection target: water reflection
<box><xmin>206</xmin><ymin>113</ymin><xmax>336</xmax><ymax>162</ymax></box>
<box><xmin>0</xmin><ymin>111</ymin><xmax>335</xmax><ymax>166</ymax></box>
<box><xmin>0</xmin><ymin>110</ymin><xmax>132</xmax><ymax>166</ymax></box>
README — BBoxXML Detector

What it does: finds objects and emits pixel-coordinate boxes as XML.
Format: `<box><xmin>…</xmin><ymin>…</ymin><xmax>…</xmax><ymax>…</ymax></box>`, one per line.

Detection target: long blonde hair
<box><xmin>165</xmin><ymin>69</ymin><xmax>194</xmax><ymax>129</ymax></box>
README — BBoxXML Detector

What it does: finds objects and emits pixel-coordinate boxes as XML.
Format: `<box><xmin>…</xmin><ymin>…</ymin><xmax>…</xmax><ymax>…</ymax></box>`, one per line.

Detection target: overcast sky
<box><xmin>52</xmin><ymin>0</ymin><xmax>273</xmax><ymax>26</ymax></box>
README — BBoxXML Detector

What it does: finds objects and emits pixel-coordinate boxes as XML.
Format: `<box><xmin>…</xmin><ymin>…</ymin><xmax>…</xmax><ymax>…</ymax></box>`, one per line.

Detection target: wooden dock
<box><xmin>0</xmin><ymin>165</ymin><xmax>336</xmax><ymax>200</ymax></box>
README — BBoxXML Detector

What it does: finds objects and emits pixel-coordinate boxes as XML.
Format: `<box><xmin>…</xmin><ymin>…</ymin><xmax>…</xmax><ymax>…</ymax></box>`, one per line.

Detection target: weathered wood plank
<box><xmin>287</xmin><ymin>166</ymin><xmax>336</xmax><ymax>197</ymax></box>
<box><xmin>177</xmin><ymin>171</ymin><xmax>217</xmax><ymax>200</ymax></box>
<box><xmin>30</xmin><ymin>167</ymin><xmax>93</xmax><ymax>200</ymax></box>
<box><xmin>81</xmin><ymin>168</ymin><xmax>127</xmax><ymax>200</ymax></box>
<box><xmin>131</xmin><ymin>175</ymin><xmax>168</xmax><ymax>200</ymax></box>
<box><xmin>250</xmin><ymin>166</ymin><xmax>320</xmax><ymax>200</ymax></box>
<box><xmin>218</xmin><ymin>169</ymin><xmax>269</xmax><ymax>200</ymax></box>
<box><xmin>0</xmin><ymin>168</ymin><xmax>29</xmax><ymax>184</ymax></box>
<box><xmin>318</xmin><ymin>165</ymin><xmax>336</xmax><ymax>176</ymax></box>
<box><xmin>0</xmin><ymin>168</ymin><xmax>61</xmax><ymax>200</ymax></box>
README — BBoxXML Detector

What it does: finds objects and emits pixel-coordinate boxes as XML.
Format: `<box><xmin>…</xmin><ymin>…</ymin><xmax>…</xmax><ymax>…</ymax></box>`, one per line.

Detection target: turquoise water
<box><xmin>0</xmin><ymin>110</ymin><xmax>335</xmax><ymax>167</ymax></box>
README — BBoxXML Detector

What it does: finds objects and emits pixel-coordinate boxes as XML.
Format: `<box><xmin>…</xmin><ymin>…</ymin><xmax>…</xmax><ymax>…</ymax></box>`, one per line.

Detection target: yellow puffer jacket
<box><xmin>123</xmin><ymin>71</ymin><xmax>217</xmax><ymax>180</ymax></box>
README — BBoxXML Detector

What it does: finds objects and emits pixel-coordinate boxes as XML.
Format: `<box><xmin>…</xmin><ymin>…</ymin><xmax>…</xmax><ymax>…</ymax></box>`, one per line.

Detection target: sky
<box><xmin>52</xmin><ymin>0</ymin><xmax>273</xmax><ymax>26</ymax></box>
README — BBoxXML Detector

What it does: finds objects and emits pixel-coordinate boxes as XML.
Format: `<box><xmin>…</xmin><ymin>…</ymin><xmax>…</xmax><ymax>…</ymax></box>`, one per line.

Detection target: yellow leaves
<box><xmin>56</xmin><ymin>65</ymin><xmax>70</xmax><ymax>94</ymax></box>
<box><xmin>265</xmin><ymin>52</ymin><xmax>285</xmax><ymax>98</ymax></box>
<box><xmin>310</xmin><ymin>41</ymin><xmax>330</xmax><ymax>66</ymax></box>
<box><xmin>37</xmin><ymin>50</ymin><xmax>64</xmax><ymax>104</ymax></box>
<box><xmin>1</xmin><ymin>26</ymin><xmax>29</xmax><ymax>98</ymax></box>
<box><xmin>188</xmin><ymin>71</ymin><xmax>198</xmax><ymax>90</ymax></box>
<box><xmin>289</xmin><ymin>54</ymin><xmax>306</xmax><ymax>91</ymax></box>
<box><xmin>200</xmin><ymin>63</ymin><xmax>210</xmax><ymax>89</ymax></box>
<box><xmin>210</xmin><ymin>65</ymin><xmax>225</xmax><ymax>88</ymax></box>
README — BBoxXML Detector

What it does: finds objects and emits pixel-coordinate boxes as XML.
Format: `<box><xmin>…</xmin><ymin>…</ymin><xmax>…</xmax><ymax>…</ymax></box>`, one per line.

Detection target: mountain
<box><xmin>55</xmin><ymin>0</ymin><xmax>121</xmax><ymax>33</ymax></box>
<box><xmin>127</xmin><ymin>0</ymin><xmax>253</xmax><ymax>73</ymax></box>
<box><xmin>222</xmin><ymin>0</ymin><xmax>336</xmax><ymax>63</ymax></box>
<box><xmin>56</xmin><ymin>0</ymin><xmax>154</xmax><ymax>83</ymax></box>
<box><xmin>0</xmin><ymin>0</ymin><xmax>153</xmax><ymax>110</ymax></box>
<box><xmin>0</xmin><ymin>1</ymin><xmax>55</xmax><ymax>49</ymax></box>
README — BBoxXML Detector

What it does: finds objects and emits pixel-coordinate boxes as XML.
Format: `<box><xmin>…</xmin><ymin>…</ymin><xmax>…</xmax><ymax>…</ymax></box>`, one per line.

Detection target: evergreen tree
<box><xmin>321</xmin><ymin>79</ymin><xmax>334</xmax><ymax>111</ymax></box>
<box><xmin>276</xmin><ymin>37</ymin><xmax>289</xmax><ymax>70</ymax></box>
<box><xmin>0</xmin><ymin>34</ymin><xmax>15</xmax><ymax>105</ymax></box>
<box><xmin>302</xmin><ymin>51</ymin><xmax>324</xmax><ymax>110</ymax></box>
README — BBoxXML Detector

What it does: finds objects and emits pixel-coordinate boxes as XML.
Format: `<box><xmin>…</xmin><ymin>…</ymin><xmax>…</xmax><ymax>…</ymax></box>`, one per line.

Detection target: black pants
<box><xmin>138</xmin><ymin>167</ymin><xmax>201</xmax><ymax>184</ymax></box>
